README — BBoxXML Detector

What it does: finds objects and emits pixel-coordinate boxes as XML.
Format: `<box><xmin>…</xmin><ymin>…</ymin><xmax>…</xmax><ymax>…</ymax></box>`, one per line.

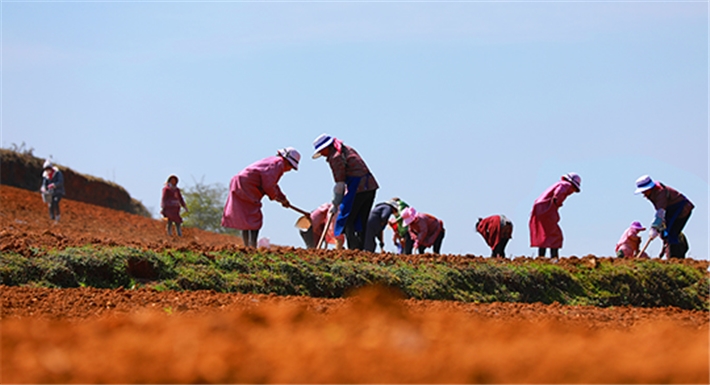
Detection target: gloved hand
<box><xmin>332</xmin><ymin>182</ymin><xmax>345</xmax><ymax>209</ymax></box>
<box><xmin>48</xmin><ymin>183</ymin><xmax>55</xmax><ymax>190</ymax></box>
<box><xmin>649</xmin><ymin>227</ymin><xmax>660</xmax><ymax>240</ymax></box>
<box><xmin>651</xmin><ymin>209</ymin><xmax>666</xmax><ymax>230</ymax></box>
<box><xmin>280</xmin><ymin>198</ymin><xmax>290</xmax><ymax>208</ymax></box>
<box><xmin>329</xmin><ymin>203</ymin><xmax>338</xmax><ymax>215</ymax></box>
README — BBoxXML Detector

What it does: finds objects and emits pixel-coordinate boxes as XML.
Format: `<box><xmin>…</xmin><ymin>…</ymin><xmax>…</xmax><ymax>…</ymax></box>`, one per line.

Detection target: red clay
<box><xmin>1</xmin><ymin>185</ymin><xmax>709</xmax><ymax>383</ymax></box>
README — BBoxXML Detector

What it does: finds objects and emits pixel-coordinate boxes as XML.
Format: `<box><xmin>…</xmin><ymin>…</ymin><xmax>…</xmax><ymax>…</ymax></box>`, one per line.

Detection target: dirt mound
<box><xmin>2</xmin><ymin>285</ymin><xmax>708</xmax><ymax>383</ymax></box>
<box><xmin>0</xmin><ymin>149</ymin><xmax>150</xmax><ymax>216</ymax></box>
<box><xmin>3</xmin><ymin>183</ymin><xmax>707</xmax><ymax>277</ymax></box>
<box><xmin>0</xmin><ymin>184</ymin><xmax>243</xmax><ymax>253</ymax></box>
<box><xmin>2</xmin><ymin>184</ymin><xmax>709</xmax><ymax>383</ymax></box>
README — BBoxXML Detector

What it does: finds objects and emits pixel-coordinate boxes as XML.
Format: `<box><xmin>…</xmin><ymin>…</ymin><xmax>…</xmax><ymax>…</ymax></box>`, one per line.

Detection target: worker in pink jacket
<box><xmin>400</xmin><ymin>207</ymin><xmax>445</xmax><ymax>254</ymax></box>
<box><xmin>615</xmin><ymin>221</ymin><xmax>649</xmax><ymax>258</ymax></box>
<box><xmin>160</xmin><ymin>175</ymin><xmax>188</xmax><ymax>237</ymax></box>
<box><xmin>222</xmin><ymin>148</ymin><xmax>300</xmax><ymax>248</ymax></box>
<box><xmin>529</xmin><ymin>172</ymin><xmax>581</xmax><ymax>258</ymax></box>
<box><xmin>476</xmin><ymin>214</ymin><xmax>513</xmax><ymax>258</ymax></box>
<box><xmin>299</xmin><ymin>202</ymin><xmax>344</xmax><ymax>249</ymax></box>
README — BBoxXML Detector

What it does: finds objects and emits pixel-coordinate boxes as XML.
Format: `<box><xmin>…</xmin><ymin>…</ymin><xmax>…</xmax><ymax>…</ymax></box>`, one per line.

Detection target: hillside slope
<box><xmin>0</xmin><ymin>185</ymin><xmax>242</xmax><ymax>252</ymax></box>
<box><xmin>1</xmin><ymin>149</ymin><xmax>150</xmax><ymax>216</ymax></box>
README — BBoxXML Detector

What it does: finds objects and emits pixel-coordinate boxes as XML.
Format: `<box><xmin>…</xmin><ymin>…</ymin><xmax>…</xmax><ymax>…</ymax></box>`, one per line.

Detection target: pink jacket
<box><xmin>615</xmin><ymin>227</ymin><xmax>648</xmax><ymax>258</ymax></box>
<box><xmin>408</xmin><ymin>213</ymin><xmax>444</xmax><ymax>248</ymax></box>
<box><xmin>221</xmin><ymin>156</ymin><xmax>288</xmax><ymax>231</ymax></box>
<box><xmin>529</xmin><ymin>179</ymin><xmax>577</xmax><ymax>248</ymax></box>
<box><xmin>161</xmin><ymin>185</ymin><xmax>187</xmax><ymax>223</ymax></box>
<box><xmin>310</xmin><ymin>203</ymin><xmax>344</xmax><ymax>246</ymax></box>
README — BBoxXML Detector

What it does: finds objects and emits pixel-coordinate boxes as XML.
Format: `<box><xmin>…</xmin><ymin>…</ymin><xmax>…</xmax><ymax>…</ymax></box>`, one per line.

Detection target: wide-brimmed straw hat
<box><xmin>562</xmin><ymin>172</ymin><xmax>581</xmax><ymax>192</ymax></box>
<box><xmin>312</xmin><ymin>134</ymin><xmax>335</xmax><ymax>159</ymax></box>
<box><xmin>634</xmin><ymin>175</ymin><xmax>655</xmax><ymax>194</ymax></box>
<box><xmin>278</xmin><ymin>147</ymin><xmax>301</xmax><ymax>170</ymax></box>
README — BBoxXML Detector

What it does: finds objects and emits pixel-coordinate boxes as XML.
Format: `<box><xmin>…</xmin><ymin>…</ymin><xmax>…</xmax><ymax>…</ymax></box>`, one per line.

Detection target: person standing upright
<box><xmin>222</xmin><ymin>147</ymin><xmax>300</xmax><ymax>248</ymax></box>
<box><xmin>40</xmin><ymin>160</ymin><xmax>65</xmax><ymax>223</ymax></box>
<box><xmin>529</xmin><ymin>172</ymin><xmax>581</xmax><ymax>258</ymax></box>
<box><xmin>312</xmin><ymin>134</ymin><xmax>379</xmax><ymax>250</ymax></box>
<box><xmin>161</xmin><ymin>175</ymin><xmax>188</xmax><ymax>237</ymax></box>
<box><xmin>634</xmin><ymin>175</ymin><xmax>694</xmax><ymax>259</ymax></box>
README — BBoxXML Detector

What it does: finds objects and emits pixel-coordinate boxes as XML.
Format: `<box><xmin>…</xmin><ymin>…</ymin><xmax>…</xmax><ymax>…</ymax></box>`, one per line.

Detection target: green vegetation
<box><xmin>1</xmin><ymin>246</ymin><xmax>708</xmax><ymax>310</ymax></box>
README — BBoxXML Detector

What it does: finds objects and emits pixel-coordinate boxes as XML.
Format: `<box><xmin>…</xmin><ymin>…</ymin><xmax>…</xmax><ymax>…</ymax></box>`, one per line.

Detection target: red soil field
<box><xmin>1</xmin><ymin>185</ymin><xmax>709</xmax><ymax>383</ymax></box>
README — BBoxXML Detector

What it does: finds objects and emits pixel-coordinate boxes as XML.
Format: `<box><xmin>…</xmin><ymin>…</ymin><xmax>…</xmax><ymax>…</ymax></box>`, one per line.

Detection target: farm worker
<box><xmin>312</xmin><ymin>134</ymin><xmax>379</xmax><ymax>250</ymax></box>
<box><xmin>364</xmin><ymin>199</ymin><xmax>400</xmax><ymax>252</ymax></box>
<box><xmin>634</xmin><ymin>175</ymin><xmax>694</xmax><ymax>259</ymax></box>
<box><xmin>529</xmin><ymin>172</ymin><xmax>581</xmax><ymax>258</ymax></box>
<box><xmin>160</xmin><ymin>175</ymin><xmax>188</xmax><ymax>237</ymax></box>
<box><xmin>476</xmin><ymin>215</ymin><xmax>513</xmax><ymax>258</ymax></box>
<box><xmin>389</xmin><ymin>197</ymin><xmax>413</xmax><ymax>254</ymax></box>
<box><xmin>40</xmin><ymin>159</ymin><xmax>65</xmax><ymax>223</ymax></box>
<box><xmin>400</xmin><ymin>207</ymin><xmax>445</xmax><ymax>254</ymax></box>
<box><xmin>615</xmin><ymin>221</ymin><xmax>648</xmax><ymax>258</ymax></box>
<box><xmin>659</xmin><ymin>233</ymin><xmax>689</xmax><ymax>259</ymax></box>
<box><xmin>299</xmin><ymin>202</ymin><xmax>344</xmax><ymax>249</ymax></box>
<box><xmin>222</xmin><ymin>147</ymin><xmax>300</xmax><ymax>248</ymax></box>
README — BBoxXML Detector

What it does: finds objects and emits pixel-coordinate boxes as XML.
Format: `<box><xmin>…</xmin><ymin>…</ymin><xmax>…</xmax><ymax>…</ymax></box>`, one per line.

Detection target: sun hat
<box><xmin>277</xmin><ymin>147</ymin><xmax>301</xmax><ymax>170</ymax></box>
<box><xmin>630</xmin><ymin>221</ymin><xmax>646</xmax><ymax>231</ymax></box>
<box><xmin>400</xmin><ymin>207</ymin><xmax>417</xmax><ymax>227</ymax></box>
<box><xmin>312</xmin><ymin>134</ymin><xmax>335</xmax><ymax>159</ymax></box>
<box><xmin>562</xmin><ymin>172</ymin><xmax>581</xmax><ymax>192</ymax></box>
<box><xmin>43</xmin><ymin>159</ymin><xmax>53</xmax><ymax>169</ymax></box>
<box><xmin>634</xmin><ymin>175</ymin><xmax>655</xmax><ymax>194</ymax></box>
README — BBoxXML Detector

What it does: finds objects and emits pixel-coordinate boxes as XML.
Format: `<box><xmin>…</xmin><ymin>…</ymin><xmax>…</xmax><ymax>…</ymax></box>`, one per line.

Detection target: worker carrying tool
<box><xmin>634</xmin><ymin>175</ymin><xmax>694</xmax><ymax>259</ymax></box>
<box><xmin>221</xmin><ymin>147</ymin><xmax>300</xmax><ymax>248</ymax></box>
<box><xmin>298</xmin><ymin>202</ymin><xmax>344</xmax><ymax>249</ymax></box>
<box><xmin>615</xmin><ymin>221</ymin><xmax>649</xmax><ymax>258</ymax></box>
<box><xmin>476</xmin><ymin>214</ymin><xmax>513</xmax><ymax>258</ymax></box>
<box><xmin>312</xmin><ymin>134</ymin><xmax>378</xmax><ymax>250</ymax></box>
<box><xmin>529</xmin><ymin>172</ymin><xmax>581</xmax><ymax>259</ymax></box>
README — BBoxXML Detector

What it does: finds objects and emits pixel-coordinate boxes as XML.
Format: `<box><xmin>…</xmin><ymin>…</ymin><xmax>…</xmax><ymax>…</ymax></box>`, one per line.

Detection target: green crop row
<box><xmin>1</xmin><ymin>246</ymin><xmax>708</xmax><ymax>310</ymax></box>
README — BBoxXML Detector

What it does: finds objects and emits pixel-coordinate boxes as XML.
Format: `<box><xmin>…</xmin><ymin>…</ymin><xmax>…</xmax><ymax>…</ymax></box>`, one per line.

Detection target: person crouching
<box><xmin>615</xmin><ymin>221</ymin><xmax>648</xmax><ymax>258</ymax></box>
<box><xmin>400</xmin><ymin>207</ymin><xmax>445</xmax><ymax>254</ymax></box>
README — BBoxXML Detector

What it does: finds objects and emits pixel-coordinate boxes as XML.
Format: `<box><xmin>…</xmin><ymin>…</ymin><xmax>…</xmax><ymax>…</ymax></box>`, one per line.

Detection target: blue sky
<box><xmin>2</xmin><ymin>1</ymin><xmax>708</xmax><ymax>259</ymax></box>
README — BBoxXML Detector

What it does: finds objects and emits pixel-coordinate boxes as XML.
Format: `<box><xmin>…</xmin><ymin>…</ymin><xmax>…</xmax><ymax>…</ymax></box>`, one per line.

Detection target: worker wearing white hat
<box><xmin>634</xmin><ymin>175</ymin><xmax>694</xmax><ymax>258</ymax></box>
<box><xmin>222</xmin><ymin>147</ymin><xmax>300</xmax><ymax>248</ymax></box>
<box><xmin>40</xmin><ymin>159</ymin><xmax>65</xmax><ymax>223</ymax></box>
<box><xmin>312</xmin><ymin>134</ymin><xmax>379</xmax><ymax>250</ymax></box>
<box><xmin>529</xmin><ymin>172</ymin><xmax>581</xmax><ymax>258</ymax></box>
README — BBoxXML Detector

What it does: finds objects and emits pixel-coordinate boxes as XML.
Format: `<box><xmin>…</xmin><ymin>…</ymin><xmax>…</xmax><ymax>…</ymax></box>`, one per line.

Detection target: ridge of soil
<box><xmin>2</xmin><ymin>184</ymin><xmax>708</xmax><ymax>383</ymax></box>
<box><xmin>2</xmin><ymin>285</ymin><xmax>708</xmax><ymax>383</ymax></box>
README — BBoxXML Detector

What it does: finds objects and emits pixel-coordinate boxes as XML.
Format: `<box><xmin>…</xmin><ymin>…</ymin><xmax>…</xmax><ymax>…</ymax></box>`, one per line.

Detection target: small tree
<box><xmin>182</xmin><ymin>177</ymin><xmax>239</xmax><ymax>236</ymax></box>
